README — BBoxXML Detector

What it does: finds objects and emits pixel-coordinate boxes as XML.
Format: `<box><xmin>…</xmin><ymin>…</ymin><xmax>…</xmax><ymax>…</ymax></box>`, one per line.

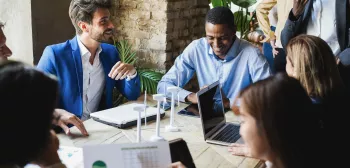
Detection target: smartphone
<box><xmin>169</xmin><ymin>138</ymin><xmax>196</xmax><ymax>168</ymax></box>
<box><xmin>177</xmin><ymin>104</ymin><xmax>200</xmax><ymax>118</ymax></box>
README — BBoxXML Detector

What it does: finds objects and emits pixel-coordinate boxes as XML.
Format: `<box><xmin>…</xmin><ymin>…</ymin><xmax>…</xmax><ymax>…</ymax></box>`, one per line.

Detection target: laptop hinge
<box><xmin>206</xmin><ymin>121</ymin><xmax>226</xmax><ymax>139</ymax></box>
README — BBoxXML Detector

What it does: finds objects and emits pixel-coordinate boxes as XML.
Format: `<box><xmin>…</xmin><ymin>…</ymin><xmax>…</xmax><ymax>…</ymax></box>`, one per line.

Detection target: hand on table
<box><xmin>228</xmin><ymin>143</ymin><xmax>252</xmax><ymax>157</ymax></box>
<box><xmin>53</xmin><ymin>109</ymin><xmax>89</xmax><ymax>136</ymax></box>
<box><xmin>108</xmin><ymin>61</ymin><xmax>137</xmax><ymax>80</ymax></box>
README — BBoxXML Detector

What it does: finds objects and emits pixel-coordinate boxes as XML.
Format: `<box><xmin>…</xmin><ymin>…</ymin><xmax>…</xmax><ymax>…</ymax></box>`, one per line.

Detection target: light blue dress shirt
<box><xmin>157</xmin><ymin>37</ymin><xmax>272</xmax><ymax>107</ymax></box>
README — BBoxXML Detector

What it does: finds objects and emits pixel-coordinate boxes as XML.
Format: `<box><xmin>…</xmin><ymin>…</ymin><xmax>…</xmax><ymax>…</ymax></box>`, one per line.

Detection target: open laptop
<box><xmin>90</xmin><ymin>103</ymin><xmax>165</xmax><ymax>129</ymax></box>
<box><xmin>197</xmin><ymin>81</ymin><xmax>243</xmax><ymax>146</ymax></box>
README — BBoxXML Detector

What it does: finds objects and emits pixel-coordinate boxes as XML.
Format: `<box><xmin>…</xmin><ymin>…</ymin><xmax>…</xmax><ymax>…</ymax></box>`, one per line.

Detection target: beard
<box><xmin>89</xmin><ymin>28</ymin><xmax>114</xmax><ymax>44</ymax></box>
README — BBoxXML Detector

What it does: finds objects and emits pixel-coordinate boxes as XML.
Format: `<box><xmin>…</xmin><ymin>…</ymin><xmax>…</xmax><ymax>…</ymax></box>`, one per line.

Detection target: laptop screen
<box><xmin>198</xmin><ymin>83</ymin><xmax>225</xmax><ymax>135</ymax></box>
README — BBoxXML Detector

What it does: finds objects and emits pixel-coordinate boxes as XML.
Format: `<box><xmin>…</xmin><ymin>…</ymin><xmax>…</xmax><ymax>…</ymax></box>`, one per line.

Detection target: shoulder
<box><xmin>101</xmin><ymin>43</ymin><xmax>118</xmax><ymax>53</ymax></box>
<box><xmin>40</xmin><ymin>40</ymin><xmax>73</xmax><ymax>63</ymax></box>
<box><xmin>237</xmin><ymin>39</ymin><xmax>262</xmax><ymax>57</ymax></box>
<box><xmin>181</xmin><ymin>38</ymin><xmax>208</xmax><ymax>58</ymax></box>
<box><xmin>42</xmin><ymin>39</ymin><xmax>74</xmax><ymax>58</ymax></box>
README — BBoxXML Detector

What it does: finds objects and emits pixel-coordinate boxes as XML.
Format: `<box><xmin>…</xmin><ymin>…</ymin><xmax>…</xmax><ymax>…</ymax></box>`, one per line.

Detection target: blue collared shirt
<box><xmin>157</xmin><ymin>37</ymin><xmax>272</xmax><ymax>107</ymax></box>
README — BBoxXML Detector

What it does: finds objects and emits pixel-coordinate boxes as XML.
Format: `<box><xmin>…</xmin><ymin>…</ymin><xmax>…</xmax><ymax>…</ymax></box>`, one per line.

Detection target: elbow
<box><xmin>129</xmin><ymin>88</ymin><xmax>141</xmax><ymax>100</ymax></box>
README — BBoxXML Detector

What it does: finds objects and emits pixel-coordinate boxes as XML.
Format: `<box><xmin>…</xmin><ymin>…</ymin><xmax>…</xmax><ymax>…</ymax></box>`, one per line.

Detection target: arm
<box><xmin>339</xmin><ymin>48</ymin><xmax>350</xmax><ymax>66</ymax></box>
<box><xmin>115</xmin><ymin>72</ymin><xmax>141</xmax><ymax>100</ymax></box>
<box><xmin>280</xmin><ymin>10</ymin><xmax>304</xmax><ymax>48</ymax></box>
<box><xmin>157</xmin><ymin>44</ymin><xmax>196</xmax><ymax>102</ymax></box>
<box><xmin>249</xmin><ymin>48</ymin><xmax>272</xmax><ymax>83</ymax></box>
<box><xmin>281</xmin><ymin>0</ymin><xmax>309</xmax><ymax>48</ymax></box>
<box><xmin>109</xmin><ymin>49</ymin><xmax>141</xmax><ymax>100</ymax></box>
<box><xmin>37</xmin><ymin>46</ymin><xmax>57</xmax><ymax>75</ymax></box>
<box><xmin>256</xmin><ymin>0</ymin><xmax>277</xmax><ymax>42</ymax></box>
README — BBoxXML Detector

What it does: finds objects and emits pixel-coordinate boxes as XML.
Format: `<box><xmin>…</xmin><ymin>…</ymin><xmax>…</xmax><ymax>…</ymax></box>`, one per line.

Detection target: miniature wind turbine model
<box><xmin>177</xmin><ymin>71</ymin><xmax>181</xmax><ymax>106</ymax></box>
<box><xmin>163</xmin><ymin>82</ymin><xmax>167</xmax><ymax>109</ymax></box>
<box><xmin>144</xmin><ymin>89</ymin><xmax>147</xmax><ymax>126</ymax></box>
<box><xmin>165</xmin><ymin>86</ymin><xmax>180</xmax><ymax>132</ymax></box>
<box><xmin>133</xmin><ymin>105</ymin><xmax>145</xmax><ymax>143</ymax></box>
<box><xmin>150</xmin><ymin>94</ymin><xmax>166</xmax><ymax>142</ymax></box>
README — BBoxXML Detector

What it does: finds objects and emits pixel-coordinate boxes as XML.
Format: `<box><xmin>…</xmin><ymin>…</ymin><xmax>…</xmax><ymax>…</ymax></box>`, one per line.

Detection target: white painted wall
<box><xmin>0</xmin><ymin>0</ymin><xmax>33</xmax><ymax>65</ymax></box>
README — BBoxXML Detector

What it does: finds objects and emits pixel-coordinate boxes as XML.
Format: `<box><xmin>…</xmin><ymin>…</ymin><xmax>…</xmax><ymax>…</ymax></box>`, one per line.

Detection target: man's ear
<box><xmin>78</xmin><ymin>21</ymin><xmax>89</xmax><ymax>33</ymax></box>
<box><xmin>232</xmin><ymin>26</ymin><xmax>237</xmax><ymax>36</ymax></box>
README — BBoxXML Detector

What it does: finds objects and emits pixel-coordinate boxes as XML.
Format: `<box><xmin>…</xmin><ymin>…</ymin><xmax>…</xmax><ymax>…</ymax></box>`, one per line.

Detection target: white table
<box><xmin>57</xmin><ymin>95</ymin><xmax>264</xmax><ymax>168</ymax></box>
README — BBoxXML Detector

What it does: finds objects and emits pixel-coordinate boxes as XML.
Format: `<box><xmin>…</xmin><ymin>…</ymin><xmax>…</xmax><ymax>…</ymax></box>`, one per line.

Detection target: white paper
<box><xmin>83</xmin><ymin>141</ymin><xmax>172</xmax><ymax>168</ymax></box>
<box><xmin>25</xmin><ymin>146</ymin><xmax>83</xmax><ymax>168</ymax></box>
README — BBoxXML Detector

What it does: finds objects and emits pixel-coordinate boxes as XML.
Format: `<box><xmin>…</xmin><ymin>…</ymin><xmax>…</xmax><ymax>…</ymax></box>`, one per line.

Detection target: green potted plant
<box><xmin>112</xmin><ymin>40</ymin><xmax>164</xmax><ymax>106</ymax></box>
<box><xmin>211</xmin><ymin>0</ymin><xmax>257</xmax><ymax>39</ymax></box>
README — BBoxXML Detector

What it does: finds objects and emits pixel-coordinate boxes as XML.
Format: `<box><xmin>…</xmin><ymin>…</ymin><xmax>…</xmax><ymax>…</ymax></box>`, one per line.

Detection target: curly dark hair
<box><xmin>69</xmin><ymin>0</ymin><xmax>112</xmax><ymax>34</ymax></box>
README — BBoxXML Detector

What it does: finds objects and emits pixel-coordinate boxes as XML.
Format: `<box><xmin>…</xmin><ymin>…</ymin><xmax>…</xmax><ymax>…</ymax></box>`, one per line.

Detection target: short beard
<box><xmin>89</xmin><ymin>30</ymin><xmax>113</xmax><ymax>44</ymax></box>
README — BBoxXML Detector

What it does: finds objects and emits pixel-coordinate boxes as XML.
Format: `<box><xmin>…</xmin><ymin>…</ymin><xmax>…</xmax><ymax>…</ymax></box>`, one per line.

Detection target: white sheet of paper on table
<box><xmin>83</xmin><ymin>141</ymin><xmax>171</xmax><ymax>168</ymax></box>
<box><xmin>25</xmin><ymin>146</ymin><xmax>83</xmax><ymax>168</ymax></box>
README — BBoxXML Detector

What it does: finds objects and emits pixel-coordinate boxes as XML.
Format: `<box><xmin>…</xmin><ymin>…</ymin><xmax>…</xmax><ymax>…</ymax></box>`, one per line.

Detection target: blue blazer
<box><xmin>37</xmin><ymin>36</ymin><xmax>141</xmax><ymax>118</ymax></box>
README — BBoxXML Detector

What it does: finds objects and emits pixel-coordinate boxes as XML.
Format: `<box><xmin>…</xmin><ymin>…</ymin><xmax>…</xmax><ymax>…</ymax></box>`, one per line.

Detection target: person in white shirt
<box><xmin>281</xmin><ymin>0</ymin><xmax>350</xmax><ymax>90</ymax></box>
<box><xmin>37</xmin><ymin>0</ymin><xmax>141</xmax><ymax>136</ymax></box>
<box><xmin>281</xmin><ymin>0</ymin><xmax>350</xmax><ymax>62</ymax></box>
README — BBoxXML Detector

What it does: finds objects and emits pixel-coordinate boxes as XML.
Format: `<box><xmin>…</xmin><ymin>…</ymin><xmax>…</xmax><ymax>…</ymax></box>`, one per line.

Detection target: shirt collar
<box><xmin>208</xmin><ymin>37</ymin><xmax>240</xmax><ymax>62</ymax></box>
<box><xmin>77</xmin><ymin>36</ymin><xmax>102</xmax><ymax>57</ymax></box>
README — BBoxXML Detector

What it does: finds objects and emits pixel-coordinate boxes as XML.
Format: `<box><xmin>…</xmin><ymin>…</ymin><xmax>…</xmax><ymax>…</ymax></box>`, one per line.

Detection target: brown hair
<box><xmin>233</xmin><ymin>73</ymin><xmax>318</xmax><ymax>168</ymax></box>
<box><xmin>69</xmin><ymin>0</ymin><xmax>112</xmax><ymax>34</ymax></box>
<box><xmin>286</xmin><ymin>35</ymin><xmax>344</xmax><ymax>99</ymax></box>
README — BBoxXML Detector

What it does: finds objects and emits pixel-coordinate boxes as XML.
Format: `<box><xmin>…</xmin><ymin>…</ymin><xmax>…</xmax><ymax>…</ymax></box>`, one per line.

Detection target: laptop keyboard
<box><xmin>212</xmin><ymin>124</ymin><xmax>241</xmax><ymax>143</ymax></box>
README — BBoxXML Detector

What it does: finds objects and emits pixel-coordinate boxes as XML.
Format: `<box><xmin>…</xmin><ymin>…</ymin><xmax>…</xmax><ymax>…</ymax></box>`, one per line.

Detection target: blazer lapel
<box><xmin>70</xmin><ymin>36</ymin><xmax>83</xmax><ymax>97</ymax></box>
<box><xmin>336</xmin><ymin>0</ymin><xmax>347</xmax><ymax>51</ymax></box>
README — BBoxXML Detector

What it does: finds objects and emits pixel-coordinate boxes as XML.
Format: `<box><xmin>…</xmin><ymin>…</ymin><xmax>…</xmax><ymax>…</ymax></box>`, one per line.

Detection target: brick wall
<box><xmin>112</xmin><ymin>0</ymin><xmax>209</xmax><ymax>72</ymax></box>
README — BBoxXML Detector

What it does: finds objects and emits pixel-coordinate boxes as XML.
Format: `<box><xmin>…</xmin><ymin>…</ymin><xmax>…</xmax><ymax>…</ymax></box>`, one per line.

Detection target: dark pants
<box><xmin>274</xmin><ymin>48</ymin><xmax>286</xmax><ymax>73</ymax></box>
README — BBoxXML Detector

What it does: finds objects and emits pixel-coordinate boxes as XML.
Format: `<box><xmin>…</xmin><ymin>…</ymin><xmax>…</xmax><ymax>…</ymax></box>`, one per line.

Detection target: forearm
<box><xmin>158</xmin><ymin>80</ymin><xmax>192</xmax><ymax>102</ymax></box>
<box><xmin>256</xmin><ymin>0</ymin><xmax>277</xmax><ymax>42</ymax></box>
<box><xmin>281</xmin><ymin>10</ymin><xmax>303</xmax><ymax>48</ymax></box>
<box><xmin>120</xmin><ymin>75</ymin><xmax>141</xmax><ymax>100</ymax></box>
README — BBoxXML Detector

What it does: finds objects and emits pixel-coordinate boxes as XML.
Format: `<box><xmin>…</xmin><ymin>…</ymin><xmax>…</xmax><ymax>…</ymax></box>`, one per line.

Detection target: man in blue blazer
<box><xmin>37</xmin><ymin>0</ymin><xmax>141</xmax><ymax>135</ymax></box>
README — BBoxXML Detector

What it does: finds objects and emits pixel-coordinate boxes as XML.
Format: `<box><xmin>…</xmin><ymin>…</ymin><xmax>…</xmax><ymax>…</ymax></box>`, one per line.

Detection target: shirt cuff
<box><xmin>178</xmin><ymin>89</ymin><xmax>193</xmax><ymax>102</ymax></box>
<box><xmin>126</xmin><ymin>71</ymin><xmax>138</xmax><ymax>81</ymax></box>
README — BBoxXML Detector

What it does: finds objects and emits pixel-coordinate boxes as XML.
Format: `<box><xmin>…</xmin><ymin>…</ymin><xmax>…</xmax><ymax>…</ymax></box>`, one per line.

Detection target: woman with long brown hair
<box><xmin>285</xmin><ymin>35</ymin><xmax>346</xmax><ymax>103</ymax></box>
<box><xmin>230</xmin><ymin>73</ymin><xmax>320</xmax><ymax>168</ymax></box>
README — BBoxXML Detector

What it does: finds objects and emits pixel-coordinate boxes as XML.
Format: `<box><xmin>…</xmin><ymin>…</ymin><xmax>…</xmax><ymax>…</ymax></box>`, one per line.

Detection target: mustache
<box><xmin>104</xmin><ymin>29</ymin><xmax>115</xmax><ymax>35</ymax></box>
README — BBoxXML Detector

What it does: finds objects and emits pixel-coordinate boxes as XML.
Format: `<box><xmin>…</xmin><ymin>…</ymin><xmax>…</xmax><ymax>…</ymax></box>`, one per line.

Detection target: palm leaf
<box><xmin>113</xmin><ymin>40</ymin><xmax>164</xmax><ymax>106</ymax></box>
<box><xmin>230</xmin><ymin>0</ymin><xmax>256</xmax><ymax>8</ymax></box>
<box><xmin>138</xmin><ymin>69</ymin><xmax>164</xmax><ymax>94</ymax></box>
<box><xmin>116</xmin><ymin>40</ymin><xmax>136</xmax><ymax>65</ymax></box>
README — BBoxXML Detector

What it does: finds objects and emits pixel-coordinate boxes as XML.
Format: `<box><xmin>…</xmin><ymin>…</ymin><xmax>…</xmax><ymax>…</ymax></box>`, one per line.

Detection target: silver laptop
<box><xmin>90</xmin><ymin>103</ymin><xmax>165</xmax><ymax>129</ymax></box>
<box><xmin>197</xmin><ymin>81</ymin><xmax>243</xmax><ymax>146</ymax></box>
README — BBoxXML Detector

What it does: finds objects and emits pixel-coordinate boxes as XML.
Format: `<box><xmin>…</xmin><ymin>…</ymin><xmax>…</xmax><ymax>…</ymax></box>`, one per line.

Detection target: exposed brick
<box><xmin>111</xmin><ymin>0</ymin><xmax>209</xmax><ymax>70</ymax></box>
<box><xmin>133</xmin><ymin>30</ymin><xmax>150</xmax><ymax>39</ymax></box>
<box><xmin>174</xmin><ymin>19</ymin><xmax>187</xmax><ymax>30</ymax></box>
<box><xmin>129</xmin><ymin>11</ymin><xmax>151</xmax><ymax>20</ymax></box>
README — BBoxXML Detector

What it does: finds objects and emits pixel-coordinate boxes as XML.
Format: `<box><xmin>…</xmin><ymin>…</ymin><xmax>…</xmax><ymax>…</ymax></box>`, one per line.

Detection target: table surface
<box><xmin>57</xmin><ymin>95</ymin><xmax>264</xmax><ymax>168</ymax></box>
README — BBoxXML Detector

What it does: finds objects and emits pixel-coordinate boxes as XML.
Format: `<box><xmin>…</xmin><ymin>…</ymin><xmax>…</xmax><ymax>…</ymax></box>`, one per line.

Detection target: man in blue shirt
<box><xmin>158</xmin><ymin>7</ymin><xmax>271</xmax><ymax>109</ymax></box>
